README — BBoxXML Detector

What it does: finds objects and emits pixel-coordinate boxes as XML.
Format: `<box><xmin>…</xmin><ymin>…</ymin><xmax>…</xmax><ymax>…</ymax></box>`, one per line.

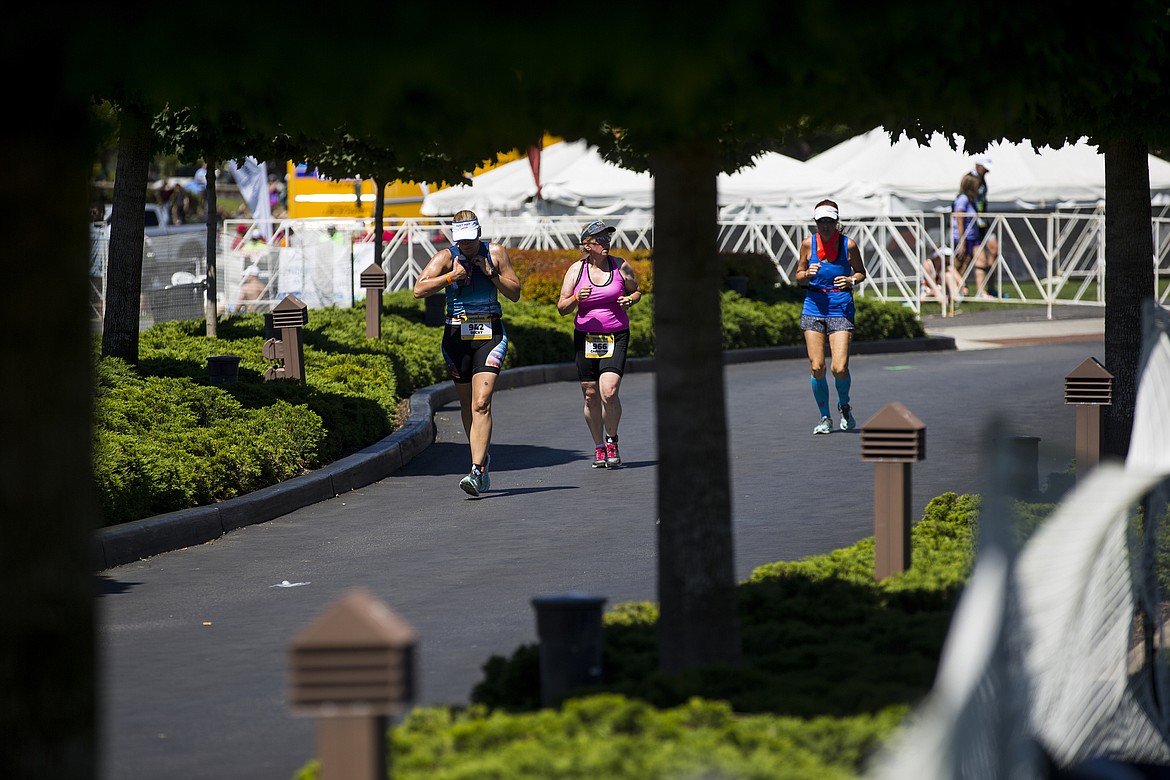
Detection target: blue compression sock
<box><xmin>811</xmin><ymin>376</ymin><xmax>830</xmax><ymax>417</ymax></box>
<box><xmin>835</xmin><ymin>375</ymin><xmax>852</xmax><ymax>408</ymax></box>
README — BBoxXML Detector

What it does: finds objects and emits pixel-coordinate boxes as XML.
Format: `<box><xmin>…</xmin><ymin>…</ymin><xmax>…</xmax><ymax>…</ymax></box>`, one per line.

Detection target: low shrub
<box><xmin>94</xmin><ymin>361</ymin><xmax>326</xmax><ymax>526</ymax></box>
<box><xmin>368</xmin><ymin>696</ymin><xmax>905</xmax><ymax>780</ymax></box>
<box><xmin>853</xmin><ymin>297</ymin><xmax>928</xmax><ymax>341</ymax></box>
<box><xmin>721</xmin><ymin>250</ymin><xmax>781</xmax><ymax>299</ymax></box>
<box><xmin>510</xmin><ymin>248</ymin><xmax>655</xmax><ymax>305</ymax></box>
<box><xmin>720</xmin><ymin>293</ymin><xmax>803</xmax><ymax>350</ymax></box>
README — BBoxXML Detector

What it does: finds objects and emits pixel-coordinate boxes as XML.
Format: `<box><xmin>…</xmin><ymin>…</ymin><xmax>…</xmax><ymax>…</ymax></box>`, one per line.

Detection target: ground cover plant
<box><xmin>292</xmin><ymin>491</ymin><xmax>1053</xmax><ymax>779</ymax></box>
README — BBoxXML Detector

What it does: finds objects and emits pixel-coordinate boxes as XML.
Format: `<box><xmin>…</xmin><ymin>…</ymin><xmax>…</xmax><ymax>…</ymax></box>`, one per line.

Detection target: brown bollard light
<box><xmin>289</xmin><ymin>587</ymin><xmax>417</xmax><ymax>780</ymax></box>
<box><xmin>860</xmin><ymin>402</ymin><xmax>926</xmax><ymax>580</ymax></box>
<box><xmin>1064</xmin><ymin>357</ymin><xmax>1112</xmax><ymax>482</ymax></box>
<box><xmin>263</xmin><ymin>294</ymin><xmax>309</xmax><ymax>383</ymax></box>
<box><xmin>360</xmin><ymin>262</ymin><xmax>387</xmax><ymax>339</ymax></box>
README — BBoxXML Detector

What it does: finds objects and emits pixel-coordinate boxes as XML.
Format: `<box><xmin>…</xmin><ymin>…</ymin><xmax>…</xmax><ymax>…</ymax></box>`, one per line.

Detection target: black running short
<box><xmin>574</xmin><ymin>328</ymin><xmax>630</xmax><ymax>382</ymax></box>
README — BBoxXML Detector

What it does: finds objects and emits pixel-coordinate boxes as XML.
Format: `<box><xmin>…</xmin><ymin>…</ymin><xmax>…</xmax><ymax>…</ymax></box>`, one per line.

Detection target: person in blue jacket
<box><xmin>795</xmin><ymin>200</ymin><xmax>868</xmax><ymax>435</ymax></box>
<box><xmin>414</xmin><ymin>210</ymin><xmax>521</xmax><ymax>497</ymax></box>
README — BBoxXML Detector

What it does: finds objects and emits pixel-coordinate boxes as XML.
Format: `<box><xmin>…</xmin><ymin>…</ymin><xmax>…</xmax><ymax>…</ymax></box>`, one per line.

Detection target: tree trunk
<box><xmin>651</xmin><ymin>141</ymin><xmax>742</xmax><ymax>673</ymax></box>
<box><xmin>1102</xmin><ymin>135</ymin><xmax>1155</xmax><ymax>461</ymax></box>
<box><xmin>101</xmin><ymin>104</ymin><xmax>151</xmax><ymax>364</ymax></box>
<box><xmin>373</xmin><ymin>176</ymin><xmax>385</xmax><ymax>281</ymax></box>
<box><xmin>1</xmin><ymin>70</ymin><xmax>96</xmax><ymax>778</ymax></box>
<box><xmin>204</xmin><ymin>162</ymin><xmax>218</xmax><ymax>337</ymax></box>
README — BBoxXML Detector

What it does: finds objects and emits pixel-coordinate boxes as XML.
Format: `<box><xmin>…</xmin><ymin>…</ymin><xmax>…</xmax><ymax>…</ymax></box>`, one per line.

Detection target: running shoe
<box><xmin>481</xmin><ymin>453</ymin><xmax>491</xmax><ymax>493</ymax></box>
<box><xmin>813</xmin><ymin>416</ymin><xmax>833</xmax><ymax>435</ymax></box>
<box><xmin>591</xmin><ymin>445</ymin><xmax>607</xmax><ymax>469</ymax></box>
<box><xmin>839</xmin><ymin>404</ymin><xmax>856</xmax><ymax>432</ymax></box>
<box><xmin>459</xmin><ymin>468</ymin><xmax>483</xmax><ymax>497</ymax></box>
<box><xmin>605</xmin><ymin>437</ymin><xmax>622</xmax><ymax>468</ymax></box>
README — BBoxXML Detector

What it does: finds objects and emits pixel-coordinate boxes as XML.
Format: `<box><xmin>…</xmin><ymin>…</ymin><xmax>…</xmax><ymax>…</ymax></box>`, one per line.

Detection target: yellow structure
<box><xmin>286</xmin><ymin>136</ymin><xmax>559</xmax><ymax>220</ymax></box>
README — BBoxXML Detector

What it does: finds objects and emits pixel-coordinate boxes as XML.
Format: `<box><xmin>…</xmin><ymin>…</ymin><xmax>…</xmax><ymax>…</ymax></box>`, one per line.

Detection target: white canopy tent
<box><xmin>537</xmin><ymin>145</ymin><xmax>655</xmax><ymax>216</ymax></box>
<box><xmin>422</xmin><ymin>140</ymin><xmax>657</xmax><ymax>218</ymax></box>
<box><xmin>420</xmin><ymin>140</ymin><xmax>594</xmax><ymax>217</ymax></box>
<box><xmin>716</xmin><ymin>152</ymin><xmax>875</xmax><ymax>218</ymax></box>
<box><xmin>423</xmin><ymin>139</ymin><xmax>866</xmax><ymax>220</ymax></box>
<box><xmin>810</xmin><ymin>126</ymin><xmax>1170</xmax><ymax>213</ymax></box>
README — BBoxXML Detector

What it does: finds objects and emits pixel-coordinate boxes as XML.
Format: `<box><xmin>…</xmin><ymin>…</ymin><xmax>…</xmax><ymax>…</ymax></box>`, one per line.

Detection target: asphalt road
<box><xmin>97</xmin><ymin>335</ymin><xmax>1105</xmax><ymax>780</ymax></box>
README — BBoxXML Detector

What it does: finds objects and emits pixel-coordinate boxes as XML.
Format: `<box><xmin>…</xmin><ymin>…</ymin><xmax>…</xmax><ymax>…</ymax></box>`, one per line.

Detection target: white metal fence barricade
<box><xmin>89</xmin><ymin>211</ymin><xmax>1170</xmax><ymax>327</ymax></box>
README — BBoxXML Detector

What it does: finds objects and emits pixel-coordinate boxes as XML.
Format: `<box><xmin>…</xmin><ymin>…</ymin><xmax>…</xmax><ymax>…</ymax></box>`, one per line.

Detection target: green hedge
<box><xmin>374</xmin><ymin>695</ymin><xmax>905</xmax><ymax>780</ymax></box>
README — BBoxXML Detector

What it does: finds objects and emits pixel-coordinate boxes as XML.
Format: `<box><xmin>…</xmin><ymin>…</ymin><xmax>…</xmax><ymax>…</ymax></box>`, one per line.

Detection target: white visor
<box><xmin>813</xmin><ymin>205</ymin><xmax>839</xmax><ymax>221</ymax></box>
<box><xmin>451</xmin><ymin>219</ymin><xmax>480</xmax><ymax>241</ymax></box>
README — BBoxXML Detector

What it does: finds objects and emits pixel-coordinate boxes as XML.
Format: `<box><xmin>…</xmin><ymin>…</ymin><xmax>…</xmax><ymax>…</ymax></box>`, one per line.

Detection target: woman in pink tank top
<box><xmin>556</xmin><ymin>220</ymin><xmax>643</xmax><ymax>469</ymax></box>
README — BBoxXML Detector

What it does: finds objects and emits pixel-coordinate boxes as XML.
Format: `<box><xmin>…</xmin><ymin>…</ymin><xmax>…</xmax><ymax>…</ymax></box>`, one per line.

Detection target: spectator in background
<box><xmin>271</xmin><ymin>225</ymin><xmax>294</xmax><ymax>247</ymax></box>
<box><xmin>189</xmin><ymin>163</ymin><xmax>208</xmax><ymax>194</ymax></box>
<box><xmin>969</xmin><ymin>153</ymin><xmax>1000</xmax><ymax>298</ymax></box>
<box><xmin>157</xmin><ymin>179</ymin><xmax>178</xmax><ymax>213</ymax></box>
<box><xmin>231</xmin><ymin>224</ymin><xmax>250</xmax><ymax>250</ymax></box>
<box><xmin>169</xmin><ymin>186</ymin><xmax>191</xmax><ymax>225</ymax></box>
<box><xmin>232</xmin><ymin>264</ymin><xmax>266</xmax><ymax>313</ymax></box>
<box><xmin>179</xmin><ymin>164</ymin><xmax>208</xmax><ymax>222</ymax></box>
<box><xmin>358</xmin><ymin>226</ymin><xmax>396</xmax><ymax>244</ymax></box>
<box><xmin>922</xmin><ymin>245</ymin><xmax>962</xmax><ymax>309</ymax></box>
<box><xmin>241</xmin><ymin>233</ymin><xmax>268</xmax><ymax>264</ymax></box>
<box><xmin>952</xmin><ymin>173</ymin><xmax>981</xmax><ymax>291</ymax></box>
<box><xmin>267</xmin><ymin>176</ymin><xmax>288</xmax><ymax>218</ymax></box>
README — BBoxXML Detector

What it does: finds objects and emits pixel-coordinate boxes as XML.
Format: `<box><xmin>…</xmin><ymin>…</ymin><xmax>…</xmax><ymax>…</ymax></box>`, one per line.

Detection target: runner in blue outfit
<box><xmin>414</xmin><ymin>209</ymin><xmax>521</xmax><ymax>497</ymax></box>
<box><xmin>796</xmin><ymin>200</ymin><xmax>868</xmax><ymax>435</ymax></box>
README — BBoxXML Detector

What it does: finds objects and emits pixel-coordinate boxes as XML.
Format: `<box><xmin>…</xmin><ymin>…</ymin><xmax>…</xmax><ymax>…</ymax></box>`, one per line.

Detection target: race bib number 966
<box><xmin>584</xmin><ymin>333</ymin><xmax>615</xmax><ymax>359</ymax></box>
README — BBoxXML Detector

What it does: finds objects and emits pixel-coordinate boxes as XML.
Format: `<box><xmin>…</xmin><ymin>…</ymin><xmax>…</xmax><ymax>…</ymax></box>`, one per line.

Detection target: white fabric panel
<box><xmin>227</xmin><ymin>157</ymin><xmax>273</xmax><ymax>239</ymax></box>
<box><xmin>1017</xmin><ymin>465</ymin><xmax>1170</xmax><ymax>766</ymax></box>
<box><xmin>716</xmin><ymin>152</ymin><xmax>881</xmax><ymax>218</ymax></box>
<box><xmin>421</xmin><ymin>141</ymin><xmax>593</xmax><ymax>216</ymax></box>
<box><xmin>424</xmin><ymin>140</ymin><xmax>873</xmax><ymax>219</ymax></box>
<box><xmin>1127</xmin><ymin>305</ymin><xmax>1170</xmax><ymax>473</ymax></box>
<box><xmin>427</xmin><ymin>130</ymin><xmax>1170</xmax><ymax>221</ymax></box>
<box><xmin>810</xmin><ymin>127</ymin><xmax>1170</xmax><ymax>212</ymax></box>
<box><xmin>537</xmin><ymin>146</ymin><xmax>654</xmax><ymax>211</ymax></box>
<box><xmin>866</xmin><ymin>548</ymin><xmax>1045</xmax><ymax>780</ymax></box>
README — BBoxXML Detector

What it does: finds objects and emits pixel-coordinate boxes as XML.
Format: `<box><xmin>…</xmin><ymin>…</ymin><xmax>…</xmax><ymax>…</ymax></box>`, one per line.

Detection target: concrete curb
<box><xmin>93</xmin><ymin>335</ymin><xmax>956</xmax><ymax>569</ymax></box>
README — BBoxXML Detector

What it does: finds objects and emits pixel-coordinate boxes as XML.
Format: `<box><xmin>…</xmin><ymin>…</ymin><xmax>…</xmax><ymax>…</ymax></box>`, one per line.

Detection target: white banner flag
<box><xmin>227</xmin><ymin>157</ymin><xmax>273</xmax><ymax>240</ymax></box>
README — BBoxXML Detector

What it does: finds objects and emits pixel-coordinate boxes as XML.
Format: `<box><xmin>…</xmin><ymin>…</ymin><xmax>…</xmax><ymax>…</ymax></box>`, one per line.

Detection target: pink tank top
<box><xmin>573</xmin><ymin>258</ymin><xmax>629</xmax><ymax>333</ymax></box>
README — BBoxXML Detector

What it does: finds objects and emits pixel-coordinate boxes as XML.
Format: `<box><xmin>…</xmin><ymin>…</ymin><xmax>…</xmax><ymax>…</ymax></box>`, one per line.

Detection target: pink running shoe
<box><xmin>604</xmin><ymin>436</ymin><xmax>621</xmax><ymax>468</ymax></box>
<box><xmin>591</xmin><ymin>445</ymin><xmax>607</xmax><ymax>469</ymax></box>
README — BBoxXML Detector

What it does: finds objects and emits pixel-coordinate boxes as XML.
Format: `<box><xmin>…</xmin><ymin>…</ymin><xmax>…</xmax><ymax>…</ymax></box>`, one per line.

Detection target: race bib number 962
<box><xmin>461</xmin><ymin>314</ymin><xmax>494</xmax><ymax>341</ymax></box>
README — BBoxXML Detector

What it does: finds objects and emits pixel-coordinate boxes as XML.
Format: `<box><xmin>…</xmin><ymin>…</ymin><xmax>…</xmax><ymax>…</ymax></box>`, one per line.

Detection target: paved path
<box><xmin>97</xmin><ymin>315</ymin><xmax>1106</xmax><ymax>780</ymax></box>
